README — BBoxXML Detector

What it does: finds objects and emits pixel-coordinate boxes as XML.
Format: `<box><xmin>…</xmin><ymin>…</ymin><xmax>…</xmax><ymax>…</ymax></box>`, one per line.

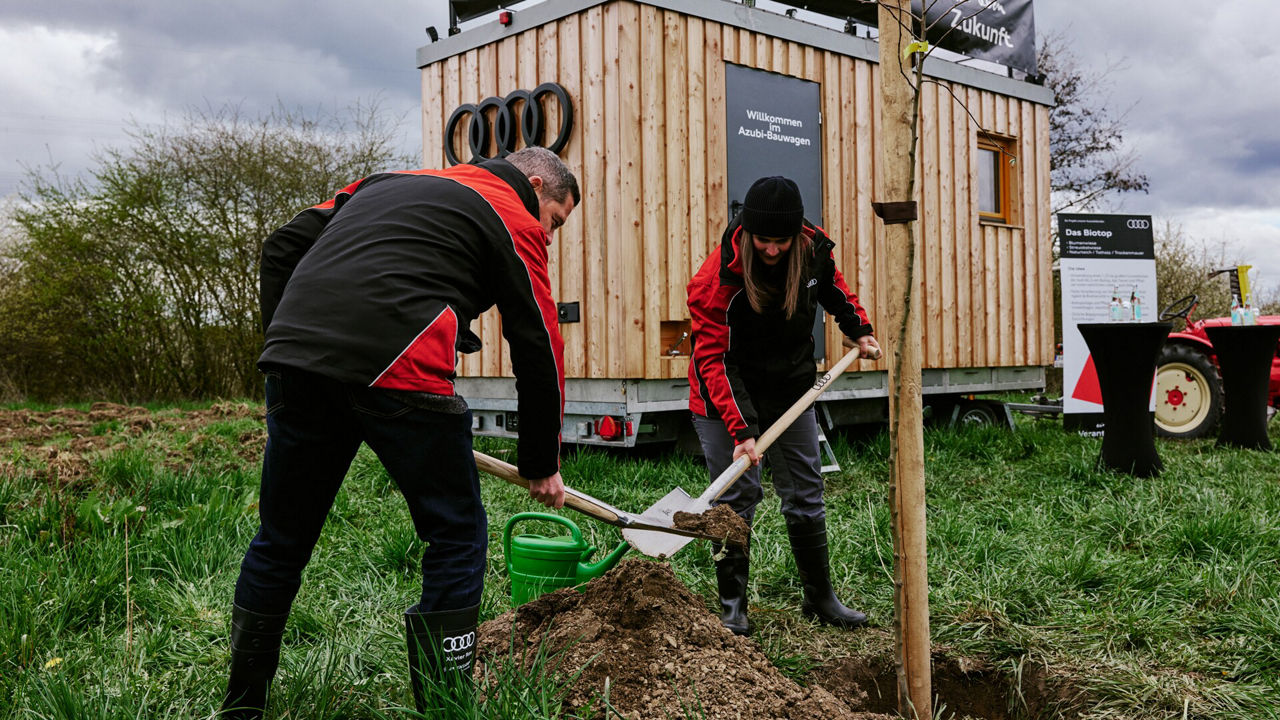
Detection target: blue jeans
<box><xmin>233</xmin><ymin>366</ymin><xmax>485</xmax><ymax>615</ymax></box>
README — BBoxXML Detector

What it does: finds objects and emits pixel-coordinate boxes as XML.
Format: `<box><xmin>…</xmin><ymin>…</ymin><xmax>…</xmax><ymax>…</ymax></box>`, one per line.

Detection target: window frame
<box><xmin>976</xmin><ymin>134</ymin><xmax>1018</xmax><ymax>225</ymax></box>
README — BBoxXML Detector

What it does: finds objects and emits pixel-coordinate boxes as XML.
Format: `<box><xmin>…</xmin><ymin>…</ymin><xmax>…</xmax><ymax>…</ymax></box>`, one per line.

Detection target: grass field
<box><xmin>1</xmin><ymin>403</ymin><xmax>1277</xmax><ymax>719</ymax></box>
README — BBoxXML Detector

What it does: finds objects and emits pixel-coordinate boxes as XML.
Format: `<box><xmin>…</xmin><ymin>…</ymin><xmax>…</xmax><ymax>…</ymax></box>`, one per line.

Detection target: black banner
<box><xmin>778</xmin><ymin>0</ymin><xmax>1038</xmax><ymax>75</ymax></box>
<box><xmin>1058</xmin><ymin>214</ymin><xmax>1155</xmax><ymax>260</ymax></box>
<box><xmin>724</xmin><ymin>64</ymin><xmax>826</xmax><ymax>358</ymax></box>
<box><xmin>725</xmin><ymin>64</ymin><xmax>823</xmax><ymax>227</ymax></box>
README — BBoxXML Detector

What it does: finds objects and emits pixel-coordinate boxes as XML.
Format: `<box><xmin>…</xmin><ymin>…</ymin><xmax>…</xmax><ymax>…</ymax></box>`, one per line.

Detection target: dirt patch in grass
<box><xmin>0</xmin><ymin>402</ymin><xmax>264</xmax><ymax>485</ymax></box>
<box><xmin>0</xmin><ymin>402</ymin><xmax>259</xmax><ymax>445</ymax></box>
<box><xmin>479</xmin><ymin>558</ymin><xmax>1093</xmax><ymax>719</ymax></box>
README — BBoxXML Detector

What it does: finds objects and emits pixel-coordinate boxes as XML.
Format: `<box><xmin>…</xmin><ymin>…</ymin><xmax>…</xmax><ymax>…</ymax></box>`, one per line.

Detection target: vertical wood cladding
<box><xmin>421</xmin><ymin>1</ymin><xmax>1053</xmax><ymax>380</ymax></box>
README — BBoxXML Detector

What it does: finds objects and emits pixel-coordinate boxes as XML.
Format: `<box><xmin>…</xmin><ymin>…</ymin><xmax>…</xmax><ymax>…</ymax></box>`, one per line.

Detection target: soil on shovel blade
<box><xmin>476</xmin><ymin>558</ymin><xmax>892</xmax><ymax>720</ymax></box>
<box><xmin>672</xmin><ymin>503</ymin><xmax>750</xmax><ymax>548</ymax></box>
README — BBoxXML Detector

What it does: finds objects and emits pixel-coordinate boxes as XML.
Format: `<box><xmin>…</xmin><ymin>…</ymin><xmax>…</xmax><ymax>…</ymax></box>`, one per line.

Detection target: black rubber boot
<box><xmin>713</xmin><ymin>543</ymin><xmax>751</xmax><ymax>636</ymax></box>
<box><xmin>786</xmin><ymin>517</ymin><xmax>868</xmax><ymax>629</ymax></box>
<box><xmin>219</xmin><ymin>605</ymin><xmax>289</xmax><ymax>719</ymax></box>
<box><xmin>404</xmin><ymin>603</ymin><xmax>480</xmax><ymax>714</ymax></box>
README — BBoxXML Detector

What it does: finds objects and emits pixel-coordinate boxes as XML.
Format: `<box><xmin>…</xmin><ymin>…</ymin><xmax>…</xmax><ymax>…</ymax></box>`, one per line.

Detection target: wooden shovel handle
<box><xmin>756</xmin><ymin>346</ymin><xmax>864</xmax><ymax>454</ymax></box>
<box><xmin>472</xmin><ymin>450</ymin><xmax>623</xmax><ymax>524</ymax></box>
<box><xmin>699</xmin><ymin>346</ymin><xmax>865</xmax><ymax>505</ymax></box>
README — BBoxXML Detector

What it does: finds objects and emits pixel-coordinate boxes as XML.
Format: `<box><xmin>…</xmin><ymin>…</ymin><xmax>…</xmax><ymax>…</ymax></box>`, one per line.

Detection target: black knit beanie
<box><xmin>741</xmin><ymin>176</ymin><xmax>804</xmax><ymax>238</ymax></box>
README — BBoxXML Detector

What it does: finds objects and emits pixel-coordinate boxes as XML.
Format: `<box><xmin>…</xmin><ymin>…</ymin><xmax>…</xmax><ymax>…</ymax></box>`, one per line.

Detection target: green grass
<box><xmin>1</xmin><ymin>406</ymin><xmax>1278</xmax><ymax>718</ymax></box>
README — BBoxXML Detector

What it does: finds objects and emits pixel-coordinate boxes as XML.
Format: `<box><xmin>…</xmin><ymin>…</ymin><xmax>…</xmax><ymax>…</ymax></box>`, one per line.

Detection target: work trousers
<box><xmin>691</xmin><ymin>407</ymin><xmax>826</xmax><ymax>526</ymax></box>
<box><xmin>233</xmin><ymin>365</ymin><xmax>485</xmax><ymax>616</ymax></box>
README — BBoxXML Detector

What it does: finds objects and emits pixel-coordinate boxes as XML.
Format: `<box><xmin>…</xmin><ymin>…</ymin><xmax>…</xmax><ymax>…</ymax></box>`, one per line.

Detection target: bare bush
<box><xmin>0</xmin><ymin>101</ymin><xmax>411</xmax><ymax>401</ymax></box>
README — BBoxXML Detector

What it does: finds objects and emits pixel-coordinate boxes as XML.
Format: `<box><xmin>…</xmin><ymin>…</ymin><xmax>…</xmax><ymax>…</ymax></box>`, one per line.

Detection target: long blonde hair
<box><xmin>739</xmin><ymin>230</ymin><xmax>809</xmax><ymax>319</ymax></box>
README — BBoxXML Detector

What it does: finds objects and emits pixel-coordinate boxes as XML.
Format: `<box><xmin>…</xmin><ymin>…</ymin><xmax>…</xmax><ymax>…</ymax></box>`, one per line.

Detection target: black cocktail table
<box><xmin>1204</xmin><ymin>325</ymin><xmax>1280</xmax><ymax>451</ymax></box>
<box><xmin>1078</xmin><ymin>322</ymin><xmax>1173</xmax><ymax>477</ymax></box>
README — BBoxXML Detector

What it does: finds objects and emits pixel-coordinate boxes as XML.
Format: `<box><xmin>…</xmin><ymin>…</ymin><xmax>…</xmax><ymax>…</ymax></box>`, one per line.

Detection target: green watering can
<box><xmin>503</xmin><ymin>512</ymin><xmax>630</xmax><ymax>606</ymax></box>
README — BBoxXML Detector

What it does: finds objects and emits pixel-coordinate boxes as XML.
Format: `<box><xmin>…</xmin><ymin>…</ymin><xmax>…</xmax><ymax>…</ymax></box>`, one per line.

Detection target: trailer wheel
<box><xmin>957</xmin><ymin>401</ymin><xmax>1001</xmax><ymax>426</ymax></box>
<box><xmin>1154</xmin><ymin>344</ymin><xmax>1222</xmax><ymax>439</ymax></box>
<box><xmin>951</xmin><ymin>399</ymin><xmax>1013</xmax><ymax>429</ymax></box>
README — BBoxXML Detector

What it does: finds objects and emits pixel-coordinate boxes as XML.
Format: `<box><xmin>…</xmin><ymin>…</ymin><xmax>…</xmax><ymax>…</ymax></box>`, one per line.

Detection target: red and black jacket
<box><xmin>259</xmin><ymin>158</ymin><xmax>564</xmax><ymax>479</ymax></box>
<box><xmin>687</xmin><ymin>216</ymin><xmax>872</xmax><ymax>443</ymax></box>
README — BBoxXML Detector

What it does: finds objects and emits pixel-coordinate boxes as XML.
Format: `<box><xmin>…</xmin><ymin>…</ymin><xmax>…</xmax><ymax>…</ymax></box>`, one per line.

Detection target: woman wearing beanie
<box><xmin>686</xmin><ymin>175</ymin><xmax>881</xmax><ymax>636</ymax></box>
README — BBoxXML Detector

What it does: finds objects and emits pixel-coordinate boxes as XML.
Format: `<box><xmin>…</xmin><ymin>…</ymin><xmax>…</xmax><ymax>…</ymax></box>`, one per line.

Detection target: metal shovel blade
<box><xmin>621</xmin><ymin>348</ymin><xmax>868</xmax><ymax>560</ymax></box>
<box><xmin>620</xmin><ymin>486</ymin><xmax>704</xmax><ymax>559</ymax></box>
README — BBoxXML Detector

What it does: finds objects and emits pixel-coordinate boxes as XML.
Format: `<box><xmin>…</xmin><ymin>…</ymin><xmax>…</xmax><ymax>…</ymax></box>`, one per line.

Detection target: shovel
<box><xmin>621</xmin><ymin>345</ymin><xmax>872</xmax><ymax>559</ymax></box>
<box><xmin>473</xmin><ymin>450</ymin><xmax>724</xmax><ymax>557</ymax></box>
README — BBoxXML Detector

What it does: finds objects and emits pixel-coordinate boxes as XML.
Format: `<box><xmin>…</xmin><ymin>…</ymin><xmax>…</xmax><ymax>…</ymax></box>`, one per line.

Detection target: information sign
<box><xmin>1058</xmin><ymin>214</ymin><xmax>1158</xmax><ymax>433</ymax></box>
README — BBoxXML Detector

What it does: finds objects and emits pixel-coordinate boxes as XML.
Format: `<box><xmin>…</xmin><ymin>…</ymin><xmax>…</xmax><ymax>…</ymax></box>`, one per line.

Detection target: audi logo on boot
<box><xmin>441</xmin><ymin>631</ymin><xmax>476</xmax><ymax>653</ymax></box>
<box><xmin>444</xmin><ymin>83</ymin><xmax>574</xmax><ymax>165</ymax></box>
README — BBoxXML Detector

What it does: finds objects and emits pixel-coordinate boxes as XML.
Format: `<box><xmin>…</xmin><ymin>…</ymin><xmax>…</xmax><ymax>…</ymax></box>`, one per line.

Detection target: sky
<box><xmin>1</xmin><ymin>0</ymin><xmax>1276</xmax><ymax>294</ymax></box>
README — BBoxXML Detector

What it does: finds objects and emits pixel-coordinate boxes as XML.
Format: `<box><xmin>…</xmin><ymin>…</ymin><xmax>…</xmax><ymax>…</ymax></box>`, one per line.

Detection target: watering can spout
<box><xmin>577</xmin><ymin>540</ymin><xmax>630</xmax><ymax>583</ymax></box>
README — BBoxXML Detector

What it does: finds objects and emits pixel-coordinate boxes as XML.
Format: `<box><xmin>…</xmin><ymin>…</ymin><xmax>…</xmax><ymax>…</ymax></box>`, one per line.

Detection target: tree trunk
<box><xmin>876</xmin><ymin>1</ymin><xmax>932</xmax><ymax>718</ymax></box>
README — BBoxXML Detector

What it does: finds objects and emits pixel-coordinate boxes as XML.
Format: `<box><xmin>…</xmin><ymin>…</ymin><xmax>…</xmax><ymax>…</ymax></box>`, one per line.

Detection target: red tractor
<box><xmin>1155</xmin><ymin>293</ymin><xmax>1280</xmax><ymax>438</ymax></box>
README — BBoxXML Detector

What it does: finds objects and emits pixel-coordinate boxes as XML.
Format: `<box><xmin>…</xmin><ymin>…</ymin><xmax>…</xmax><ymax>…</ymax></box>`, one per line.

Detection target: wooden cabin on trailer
<box><xmin>417</xmin><ymin>0</ymin><xmax>1056</xmax><ymax>450</ymax></box>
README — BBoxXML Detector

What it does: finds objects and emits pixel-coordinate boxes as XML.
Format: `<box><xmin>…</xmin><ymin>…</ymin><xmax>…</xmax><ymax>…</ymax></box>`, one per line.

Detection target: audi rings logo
<box><xmin>1126</xmin><ymin>219</ymin><xmax>1151</xmax><ymax>230</ymax></box>
<box><xmin>444</xmin><ymin>82</ymin><xmax>574</xmax><ymax>165</ymax></box>
<box><xmin>442</xmin><ymin>632</ymin><xmax>476</xmax><ymax>653</ymax></box>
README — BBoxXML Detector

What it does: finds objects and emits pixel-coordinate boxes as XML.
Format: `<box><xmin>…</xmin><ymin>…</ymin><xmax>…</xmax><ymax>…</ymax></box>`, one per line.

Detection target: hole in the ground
<box><xmin>813</xmin><ymin>651</ymin><xmax>1085</xmax><ymax>720</ymax></box>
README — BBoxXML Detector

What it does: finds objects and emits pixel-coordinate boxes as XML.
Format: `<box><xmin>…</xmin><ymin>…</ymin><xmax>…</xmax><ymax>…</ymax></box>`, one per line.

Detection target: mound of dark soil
<box><xmin>476</xmin><ymin>558</ymin><xmax>892</xmax><ymax>720</ymax></box>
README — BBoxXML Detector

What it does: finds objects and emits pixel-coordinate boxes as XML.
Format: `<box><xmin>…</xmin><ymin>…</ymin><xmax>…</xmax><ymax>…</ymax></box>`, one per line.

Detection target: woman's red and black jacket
<box><xmin>686</xmin><ymin>216</ymin><xmax>872</xmax><ymax>443</ymax></box>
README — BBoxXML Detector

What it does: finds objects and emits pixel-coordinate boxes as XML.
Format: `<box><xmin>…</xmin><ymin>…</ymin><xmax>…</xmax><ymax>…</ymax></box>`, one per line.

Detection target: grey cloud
<box><xmin>1232</xmin><ymin>138</ymin><xmax>1280</xmax><ymax>176</ymax></box>
<box><xmin>0</xmin><ymin>1</ymin><xmax>451</xmax><ymax>195</ymax></box>
<box><xmin>0</xmin><ymin>0</ymin><xmax>444</xmax><ymax>114</ymax></box>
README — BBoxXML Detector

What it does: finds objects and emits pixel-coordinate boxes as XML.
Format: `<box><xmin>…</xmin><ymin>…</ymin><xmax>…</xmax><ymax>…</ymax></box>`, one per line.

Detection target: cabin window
<box><xmin>977</xmin><ymin>134</ymin><xmax>1017</xmax><ymax>224</ymax></box>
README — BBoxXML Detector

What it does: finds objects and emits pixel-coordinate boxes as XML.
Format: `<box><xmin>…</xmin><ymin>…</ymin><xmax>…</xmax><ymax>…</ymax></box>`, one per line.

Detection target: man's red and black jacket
<box><xmin>259</xmin><ymin>158</ymin><xmax>564</xmax><ymax>479</ymax></box>
<box><xmin>687</xmin><ymin>216</ymin><xmax>872</xmax><ymax>443</ymax></box>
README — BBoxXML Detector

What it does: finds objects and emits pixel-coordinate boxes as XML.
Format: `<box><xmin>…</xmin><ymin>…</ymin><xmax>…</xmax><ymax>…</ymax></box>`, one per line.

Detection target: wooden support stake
<box><xmin>876</xmin><ymin>1</ymin><xmax>932</xmax><ymax>718</ymax></box>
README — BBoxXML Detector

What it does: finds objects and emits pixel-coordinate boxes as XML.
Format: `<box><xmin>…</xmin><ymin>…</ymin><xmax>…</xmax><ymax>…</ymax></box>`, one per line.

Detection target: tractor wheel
<box><xmin>1155</xmin><ymin>344</ymin><xmax>1222</xmax><ymax>439</ymax></box>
